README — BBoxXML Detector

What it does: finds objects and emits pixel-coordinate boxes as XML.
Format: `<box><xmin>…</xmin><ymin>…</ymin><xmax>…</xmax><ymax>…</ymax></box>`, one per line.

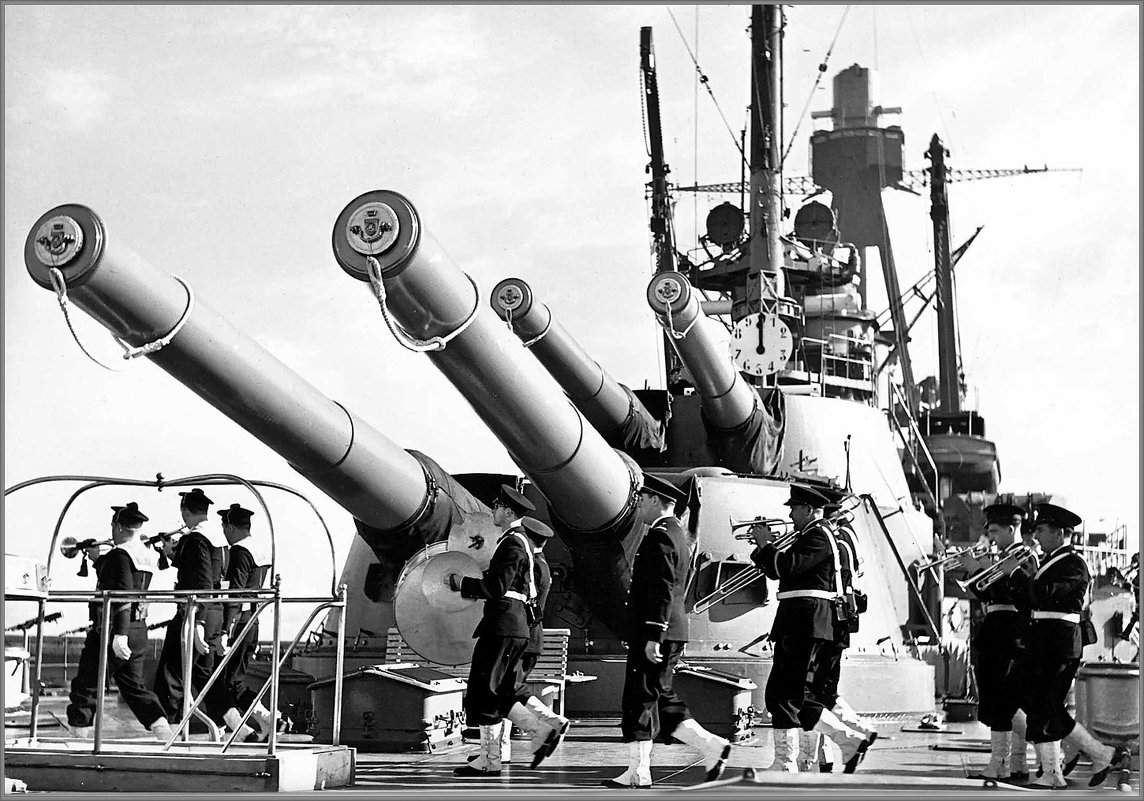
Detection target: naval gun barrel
<box><xmin>489</xmin><ymin>277</ymin><xmax>664</xmax><ymax>455</ymax></box>
<box><xmin>646</xmin><ymin>271</ymin><xmax>783</xmax><ymax>474</ymax></box>
<box><xmin>22</xmin><ymin>205</ymin><xmax>456</xmax><ymax>537</ymax></box>
<box><xmin>332</xmin><ymin>191</ymin><xmax>640</xmax><ymax>537</ymax></box>
<box><xmin>647</xmin><ymin>271</ymin><xmax>757</xmax><ymax>428</ymax></box>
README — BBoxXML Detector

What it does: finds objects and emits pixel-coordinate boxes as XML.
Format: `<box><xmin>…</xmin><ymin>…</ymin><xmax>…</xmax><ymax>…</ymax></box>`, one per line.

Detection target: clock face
<box><xmin>729</xmin><ymin>313</ymin><xmax>793</xmax><ymax>376</ymax></box>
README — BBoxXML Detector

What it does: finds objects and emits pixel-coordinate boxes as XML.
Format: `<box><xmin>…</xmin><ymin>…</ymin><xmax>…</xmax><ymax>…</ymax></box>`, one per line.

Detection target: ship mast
<box><xmin>641</xmin><ymin>26</ymin><xmax>675</xmax><ymax>275</ymax></box>
<box><xmin>927</xmin><ymin>133</ymin><xmax>961</xmax><ymax>411</ymax></box>
<box><xmin>749</xmin><ymin>4</ymin><xmax>785</xmax><ymax>304</ymax></box>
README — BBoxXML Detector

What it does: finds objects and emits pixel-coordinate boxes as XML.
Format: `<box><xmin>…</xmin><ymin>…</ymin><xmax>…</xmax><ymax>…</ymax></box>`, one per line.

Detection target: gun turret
<box><xmin>646</xmin><ymin>271</ymin><xmax>784</xmax><ymax>474</ymax></box>
<box><xmin>332</xmin><ymin>191</ymin><xmax>644</xmax><ymax>630</ymax></box>
<box><xmin>24</xmin><ymin>204</ymin><xmax>497</xmax><ymax>636</ymax></box>
<box><xmin>489</xmin><ymin>277</ymin><xmax>665</xmax><ymax>457</ymax></box>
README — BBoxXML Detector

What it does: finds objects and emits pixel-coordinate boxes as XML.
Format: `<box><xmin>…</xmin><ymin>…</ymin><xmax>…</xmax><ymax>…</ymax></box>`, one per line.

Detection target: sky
<box><xmin>4</xmin><ymin>4</ymin><xmax>1139</xmax><ymax>637</ymax></box>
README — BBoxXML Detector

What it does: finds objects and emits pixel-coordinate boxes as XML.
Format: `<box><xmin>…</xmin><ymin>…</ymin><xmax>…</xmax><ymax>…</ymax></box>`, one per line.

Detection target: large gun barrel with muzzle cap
<box><xmin>332</xmin><ymin>191</ymin><xmax>643</xmax><ymax>630</ymax></box>
<box><xmin>489</xmin><ymin>277</ymin><xmax>665</xmax><ymax>457</ymax></box>
<box><xmin>22</xmin><ymin>204</ymin><xmax>491</xmax><ymax>558</ymax></box>
<box><xmin>646</xmin><ymin>270</ymin><xmax>784</xmax><ymax>474</ymax></box>
<box><xmin>331</xmin><ymin>191</ymin><xmax>641</xmax><ymax>534</ymax></box>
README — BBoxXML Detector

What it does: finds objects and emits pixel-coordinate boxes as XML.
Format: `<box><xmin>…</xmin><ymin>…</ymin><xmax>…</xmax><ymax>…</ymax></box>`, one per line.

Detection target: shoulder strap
<box><xmin>511</xmin><ymin>531</ymin><xmax>537</xmax><ymax>600</ymax></box>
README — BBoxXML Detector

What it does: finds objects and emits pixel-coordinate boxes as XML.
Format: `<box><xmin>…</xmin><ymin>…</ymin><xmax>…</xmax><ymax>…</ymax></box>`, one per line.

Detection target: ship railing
<box><xmin>791</xmin><ymin>333</ymin><xmax>877</xmax><ymax>397</ymax></box>
<box><xmin>4</xmin><ymin>472</ymin><xmax>348</xmax><ymax>756</ymax></box>
<box><xmin>886</xmin><ymin>383</ymin><xmax>939</xmax><ymax>510</ymax></box>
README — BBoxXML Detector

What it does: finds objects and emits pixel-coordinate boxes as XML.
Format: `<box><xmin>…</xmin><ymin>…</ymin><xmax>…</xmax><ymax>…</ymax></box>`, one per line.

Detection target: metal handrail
<box><xmin>886</xmin><ymin>382</ymin><xmax>939</xmax><ymax>509</ymax></box>
<box><xmin>5</xmin><ymin>472</ymin><xmax>346</xmax><ymax>754</ymax></box>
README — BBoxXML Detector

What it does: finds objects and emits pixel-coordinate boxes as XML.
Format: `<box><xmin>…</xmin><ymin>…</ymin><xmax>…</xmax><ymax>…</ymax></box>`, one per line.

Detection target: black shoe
<box><xmin>1007</xmin><ymin>771</ymin><xmax>1030</xmax><ymax>782</ymax></box>
<box><xmin>541</xmin><ymin>720</ymin><xmax>570</xmax><ymax>760</ymax></box>
<box><xmin>705</xmin><ymin>744</ymin><xmax>732</xmax><ymax>782</ymax></box>
<box><xmin>859</xmin><ymin>732</ymin><xmax>879</xmax><ymax>764</ymax></box>
<box><xmin>1061</xmin><ymin>751</ymin><xmax>1081</xmax><ymax>776</ymax></box>
<box><xmin>819</xmin><ymin>762</ymin><xmax>834</xmax><ymax>773</ymax></box>
<box><xmin>453</xmin><ymin>765</ymin><xmax>501</xmax><ymax>777</ymax></box>
<box><xmin>1089</xmin><ymin>745</ymin><xmax>1130</xmax><ymax>788</ymax></box>
<box><xmin>531</xmin><ymin>727</ymin><xmax>561</xmax><ymax>769</ymax></box>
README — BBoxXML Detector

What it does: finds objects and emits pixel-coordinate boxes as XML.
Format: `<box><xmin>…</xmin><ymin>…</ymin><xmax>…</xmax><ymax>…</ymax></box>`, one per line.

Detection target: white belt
<box><xmin>985</xmin><ymin>604</ymin><xmax>1018</xmax><ymax>614</ymax></box>
<box><xmin>776</xmin><ymin>590</ymin><xmax>837</xmax><ymax>601</ymax></box>
<box><xmin>1032</xmin><ymin>611</ymin><xmax>1080</xmax><ymax>623</ymax></box>
<box><xmin>504</xmin><ymin>591</ymin><xmax>528</xmax><ymax>602</ymax></box>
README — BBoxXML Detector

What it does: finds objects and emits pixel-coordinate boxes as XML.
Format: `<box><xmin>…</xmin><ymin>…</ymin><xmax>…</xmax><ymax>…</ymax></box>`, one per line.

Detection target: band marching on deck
<box><xmin>40</xmin><ymin>479</ymin><xmax>1135</xmax><ymax>792</ymax></box>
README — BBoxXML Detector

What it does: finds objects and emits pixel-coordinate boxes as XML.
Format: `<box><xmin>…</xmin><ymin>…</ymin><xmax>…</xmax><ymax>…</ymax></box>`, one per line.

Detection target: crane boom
<box><xmin>676</xmin><ymin>165</ymin><xmax>1081</xmax><ymax>196</ymax></box>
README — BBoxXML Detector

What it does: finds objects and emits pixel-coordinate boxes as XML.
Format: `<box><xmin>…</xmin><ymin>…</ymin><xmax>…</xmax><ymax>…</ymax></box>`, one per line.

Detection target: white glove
<box><xmin>644</xmin><ymin>641</ymin><xmax>663</xmax><ymax>664</ymax></box>
<box><xmin>112</xmin><ymin>634</ymin><xmax>132</xmax><ymax>660</ymax></box>
<box><xmin>193</xmin><ymin>623</ymin><xmax>209</xmax><ymax>656</ymax></box>
<box><xmin>216</xmin><ymin>632</ymin><xmax>230</xmax><ymax>656</ymax></box>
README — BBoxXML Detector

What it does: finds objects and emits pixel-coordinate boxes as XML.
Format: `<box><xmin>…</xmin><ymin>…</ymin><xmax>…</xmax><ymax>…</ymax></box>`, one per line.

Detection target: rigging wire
<box><xmin>666</xmin><ymin>6</ymin><xmax>746</xmax><ymax>166</ymax></box>
<box><xmin>781</xmin><ymin>5</ymin><xmax>851</xmax><ymax>167</ymax></box>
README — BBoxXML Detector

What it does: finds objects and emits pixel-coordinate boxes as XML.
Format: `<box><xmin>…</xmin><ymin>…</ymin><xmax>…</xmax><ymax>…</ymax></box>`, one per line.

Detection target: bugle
<box><xmin>956</xmin><ymin>544</ymin><xmax>1038</xmax><ymax>592</ymax></box>
<box><xmin>916</xmin><ymin>542</ymin><xmax>992</xmax><ymax>573</ymax></box>
<box><xmin>59</xmin><ymin>536</ymin><xmax>114</xmax><ymax>559</ymax></box>
<box><xmin>142</xmin><ymin>524</ymin><xmax>190</xmax><ymax>547</ymax></box>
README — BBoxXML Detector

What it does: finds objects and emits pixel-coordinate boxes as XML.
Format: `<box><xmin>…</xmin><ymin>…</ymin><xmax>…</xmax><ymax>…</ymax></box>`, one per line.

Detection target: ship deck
<box><xmin>5</xmin><ymin>696</ymin><xmax>1139</xmax><ymax>795</ymax></box>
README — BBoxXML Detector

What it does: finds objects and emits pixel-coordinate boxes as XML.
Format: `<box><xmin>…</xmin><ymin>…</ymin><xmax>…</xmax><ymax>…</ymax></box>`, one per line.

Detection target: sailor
<box><xmin>66</xmin><ymin>502</ymin><xmax>174</xmax><ymax>742</ymax></box>
<box><xmin>445</xmin><ymin>484</ymin><xmax>562</xmax><ymax>777</ymax></box>
<box><xmin>749</xmin><ymin>483</ymin><xmax>868</xmax><ymax>774</ymax></box>
<box><xmin>800</xmin><ymin>492</ymin><xmax>878</xmax><ymax>773</ymax></box>
<box><xmin>152</xmin><ymin>487</ymin><xmax>220</xmax><ymax>728</ymax></box>
<box><xmin>1018</xmin><ymin>503</ymin><xmax>1128</xmax><ymax>789</ymax></box>
<box><xmin>957</xmin><ymin>503</ymin><xmax>1035</xmax><ymax>782</ymax></box>
<box><xmin>207</xmin><ymin>503</ymin><xmax>277</xmax><ymax>742</ymax></box>
<box><xmin>607</xmin><ymin>474</ymin><xmax>731</xmax><ymax>789</ymax></box>
<box><xmin>469</xmin><ymin>515</ymin><xmax>571</xmax><ymax>767</ymax></box>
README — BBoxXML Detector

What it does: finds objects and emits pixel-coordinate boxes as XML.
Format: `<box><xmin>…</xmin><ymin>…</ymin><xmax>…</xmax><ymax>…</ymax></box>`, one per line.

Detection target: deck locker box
<box><xmin>673</xmin><ymin>664</ymin><xmax>757</xmax><ymax>742</ymax></box>
<box><xmin>309</xmin><ymin>662</ymin><xmax>467</xmax><ymax>752</ymax></box>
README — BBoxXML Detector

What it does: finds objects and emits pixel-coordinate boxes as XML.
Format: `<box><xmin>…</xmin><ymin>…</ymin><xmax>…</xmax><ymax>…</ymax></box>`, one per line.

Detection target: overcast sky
<box><xmin>4</xmin><ymin>4</ymin><xmax>1139</xmax><ymax>635</ymax></box>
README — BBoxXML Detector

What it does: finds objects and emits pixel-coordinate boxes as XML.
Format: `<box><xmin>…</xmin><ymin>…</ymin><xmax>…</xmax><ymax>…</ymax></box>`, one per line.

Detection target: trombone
<box><xmin>956</xmin><ymin>544</ymin><xmax>1038</xmax><ymax>592</ymax></box>
<box><xmin>916</xmin><ymin>542</ymin><xmax>992</xmax><ymax>573</ymax></box>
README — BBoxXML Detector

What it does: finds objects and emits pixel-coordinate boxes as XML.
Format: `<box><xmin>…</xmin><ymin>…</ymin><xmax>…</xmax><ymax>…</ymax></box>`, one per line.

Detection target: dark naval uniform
<box><xmin>807</xmin><ymin>518</ymin><xmax>858</xmax><ymax>717</ymax></box>
<box><xmin>753</xmin><ymin>515</ymin><xmax>837</xmax><ymax>730</ymax></box>
<box><xmin>153</xmin><ymin>524</ymin><xmax>218</xmax><ymax>722</ymax></box>
<box><xmin>67</xmin><ymin>537</ymin><xmax>166</xmax><ymax>729</ymax></box>
<box><xmin>620</xmin><ymin>511</ymin><xmax>695</xmax><ymax>742</ymax></box>
<box><xmin>459</xmin><ymin>522</ymin><xmax>534</xmax><ymax>726</ymax></box>
<box><xmin>217</xmin><ymin>539</ymin><xmax>269</xmax><ymax>712</ymax></box>
<box><xmin>1019</xmin><ymin>542</ymin><xmax>1089</xmax><ymax>743</ymax></box>
<box><xmin>968</xmin><ymin>556</ymin><xmax>1035</xmax><ymax>731</ymax></box>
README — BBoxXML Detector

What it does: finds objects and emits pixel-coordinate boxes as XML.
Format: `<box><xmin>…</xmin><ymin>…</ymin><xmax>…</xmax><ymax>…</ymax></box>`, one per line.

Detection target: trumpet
<box><xmin>730</xmin><ymin>516</ymin><xmax>794</xmax><ymax>539</ymax></box>
<box><xmin>916</xmin><ymin>542</ymin><xmax>992</xmax><ymax>573</ymax></box>
<box><xmin>956</xmin><ymin>544</ymin><xmax>1038</xmax><ymax>592</ymax></box>
<box><xmin>728</xmin><ymin>516</ymin><xmax>800</xmax><ymax>550</ymax></box>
